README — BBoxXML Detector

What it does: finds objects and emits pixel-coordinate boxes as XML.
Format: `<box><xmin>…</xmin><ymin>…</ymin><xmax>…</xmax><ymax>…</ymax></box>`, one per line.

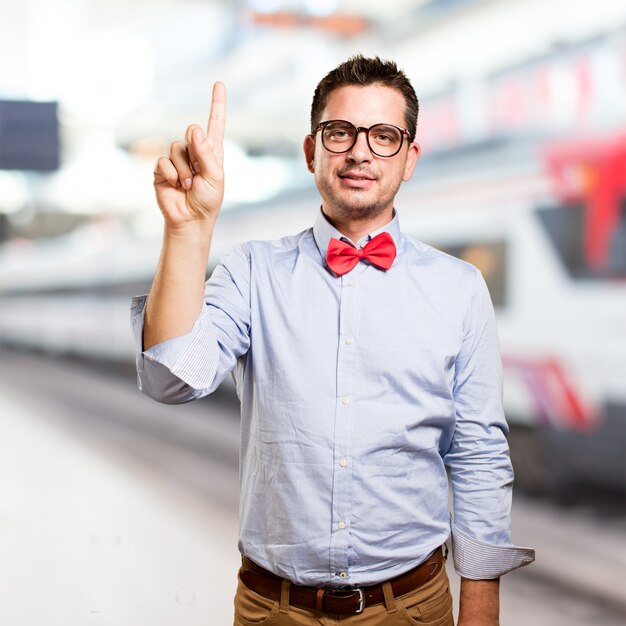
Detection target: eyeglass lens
<box><xmin>321</xmin><ymin>121</ymin><xmax>403</xmax><ymax>157</ymax></box>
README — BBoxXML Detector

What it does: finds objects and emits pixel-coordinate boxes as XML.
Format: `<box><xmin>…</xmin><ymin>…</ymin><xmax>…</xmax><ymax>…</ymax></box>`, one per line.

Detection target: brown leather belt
<box><xmin>240</xmin><ymin>547</ymin><xmax>444</xmax><ymax>616</ymax></box>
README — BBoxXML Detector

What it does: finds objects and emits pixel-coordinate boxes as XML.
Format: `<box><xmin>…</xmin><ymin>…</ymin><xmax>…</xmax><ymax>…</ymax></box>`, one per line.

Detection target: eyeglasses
<box><xmin>315</xmin><ymin>119</ymin><xmax>410</xmax><ymax>158</ymax></box>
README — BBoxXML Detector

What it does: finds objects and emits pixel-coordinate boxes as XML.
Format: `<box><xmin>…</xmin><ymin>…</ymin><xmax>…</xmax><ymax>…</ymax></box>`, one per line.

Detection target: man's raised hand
<box><xmin>153</xmin><ymin>82</ymin><xmax>226</xmax><ymax>231</ymax></box>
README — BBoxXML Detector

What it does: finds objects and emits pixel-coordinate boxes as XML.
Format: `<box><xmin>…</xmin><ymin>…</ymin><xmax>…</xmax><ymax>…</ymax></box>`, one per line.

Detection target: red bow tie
<box><xmin>326</xmin><ymin>232</ymin><xmax>396</xmax><ymax>276</ymax></box>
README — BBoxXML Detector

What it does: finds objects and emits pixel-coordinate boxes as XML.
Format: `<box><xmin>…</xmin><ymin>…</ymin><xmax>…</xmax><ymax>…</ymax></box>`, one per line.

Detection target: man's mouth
<box><xmin>338</xmin><ymin>171</ymin><xmax>375</xmax><ymax>181</ymax></box>
<box><xmin>337</xmin><ymin>171</ymin><xmax>376</xmax><ymax>189</ymax></box>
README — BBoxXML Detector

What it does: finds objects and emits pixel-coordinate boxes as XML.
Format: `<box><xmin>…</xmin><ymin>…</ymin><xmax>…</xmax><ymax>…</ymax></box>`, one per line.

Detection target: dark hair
<box><xmin>310</xmin><ymin>55</ymin><xmax>419</xmax><ymax>142</ymax></box>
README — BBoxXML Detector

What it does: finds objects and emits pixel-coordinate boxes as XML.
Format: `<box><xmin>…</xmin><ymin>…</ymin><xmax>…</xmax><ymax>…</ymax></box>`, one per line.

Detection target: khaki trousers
<box><xmin>233</xmin><ymin>564</ymin><xmax>454</xmax><ymax>626</ymax></box>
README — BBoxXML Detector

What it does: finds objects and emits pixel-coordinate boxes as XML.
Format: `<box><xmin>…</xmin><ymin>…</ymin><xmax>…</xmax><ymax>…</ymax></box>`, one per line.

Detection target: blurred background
<box><xmin>0</xmin><ymin>0</ymin><xmax>625</xmax><ymax>624</ymax></box>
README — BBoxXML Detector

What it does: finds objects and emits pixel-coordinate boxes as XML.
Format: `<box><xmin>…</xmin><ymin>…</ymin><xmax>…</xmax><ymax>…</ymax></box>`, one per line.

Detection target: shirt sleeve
<box><xmin>130</xmin><ymin>243</ymin><xmax>252</xmax><ymax>404</ymax></box>
<box><xmin>444</xmin><ymin>268</ymin><xmax>535</xmax><ymax>579</ymax></box>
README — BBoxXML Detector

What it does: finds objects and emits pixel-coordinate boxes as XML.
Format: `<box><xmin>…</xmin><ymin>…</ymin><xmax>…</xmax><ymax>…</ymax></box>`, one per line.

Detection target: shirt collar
<box><xmin>313</xmin><ymin>208</ymin><xmax>402</xmax><ymax>265</ymax></box>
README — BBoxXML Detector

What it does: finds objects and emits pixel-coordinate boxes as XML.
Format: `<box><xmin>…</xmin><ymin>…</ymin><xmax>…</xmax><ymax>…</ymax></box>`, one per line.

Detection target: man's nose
<box><xmin>347</xmin><ymin>129</ymin><xmax>373</xmax><ymax>162</ymax></box>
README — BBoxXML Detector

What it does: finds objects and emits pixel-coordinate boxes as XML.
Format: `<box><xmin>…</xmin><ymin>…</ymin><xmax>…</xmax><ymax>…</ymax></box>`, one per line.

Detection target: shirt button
<box><xmin>344</xmin><ymin>337</ymin><xmax>353</xmax><ymax>345</ymax></box>
<box><xmin>338</xmin><ymin>521</ymin><xmax>346</xmax><ymax>530</ymax></box>
<box><xmin>338</xmin><ymin>571</ymin><xmax>348</xmax><ymax>579</ymax></box>
<box><xmin>347</xmin><ymin>280</ymin><xmax>355</xmax><ymax>287</ymax></box>
<box><xmin>339</xmin><ymin>459</ymin><xmax>348</xmax><ymax>468</ymax></box>
<box><xmin>341</xmin><ymin>396</ymin><xmax>350</xmax><ymax>405</ymax></box>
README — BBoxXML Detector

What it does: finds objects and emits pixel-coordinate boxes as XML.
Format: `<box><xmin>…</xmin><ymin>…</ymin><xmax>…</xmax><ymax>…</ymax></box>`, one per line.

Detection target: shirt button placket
<box><xmin>330</xmin><ymin>269</ymin><xmax>360</xmax><ymax>580</ymax></box>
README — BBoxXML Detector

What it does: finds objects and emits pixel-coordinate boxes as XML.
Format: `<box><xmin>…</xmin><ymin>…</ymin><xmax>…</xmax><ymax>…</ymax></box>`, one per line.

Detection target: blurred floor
<box><xmin>0</xmin><ymin>354</ymin><xmax>241</xmax><ymax>626</ymax></box>
<box><xmin>0</xmin><ymin>349</ymin><xmax>624</xmax><ymax>625</ymax></box>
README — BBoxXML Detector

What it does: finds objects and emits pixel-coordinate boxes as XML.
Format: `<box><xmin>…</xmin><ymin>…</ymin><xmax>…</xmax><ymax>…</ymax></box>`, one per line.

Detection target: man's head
<box><xmin>304</xmin><ymin>56</ymin><xmax>420</xmax><ymax>229</ymax></box>
<box><xmin>310</xmin><ymin>55</ymin><xmax>419</xmax><ymax>144</ymax></box>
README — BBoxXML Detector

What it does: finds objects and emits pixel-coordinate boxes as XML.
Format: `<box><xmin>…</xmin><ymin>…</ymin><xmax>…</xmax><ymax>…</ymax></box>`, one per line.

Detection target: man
<box><xmin>132</xmin><ymin>56</ymin><xmax>534</xmax><ymax>625</ymax></box>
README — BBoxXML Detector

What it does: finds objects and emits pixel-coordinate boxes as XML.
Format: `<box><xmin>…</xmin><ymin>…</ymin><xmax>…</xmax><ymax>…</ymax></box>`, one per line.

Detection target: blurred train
<box><xmin>1</xmin><ymin>130</ymin><xmax>624</xmax><ymax>500</ymax></box>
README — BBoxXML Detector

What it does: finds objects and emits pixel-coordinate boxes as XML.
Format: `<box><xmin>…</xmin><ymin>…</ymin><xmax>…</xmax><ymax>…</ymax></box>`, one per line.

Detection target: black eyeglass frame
<box><xmin>314</xmin><ymin>119</ymin><xmax>411</xmax><ymax>158</ymax></box>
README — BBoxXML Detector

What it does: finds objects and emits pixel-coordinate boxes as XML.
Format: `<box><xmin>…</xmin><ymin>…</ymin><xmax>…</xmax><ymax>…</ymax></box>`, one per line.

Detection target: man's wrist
<box><xmin>458</xmin><ymin>577</ymin><xmax>500</xmax><ymax>626</ymax></box>
<box><xmin>164</xmin><ymin>219</ymin><xmax>215</xmax><ymax>244</ymax></box>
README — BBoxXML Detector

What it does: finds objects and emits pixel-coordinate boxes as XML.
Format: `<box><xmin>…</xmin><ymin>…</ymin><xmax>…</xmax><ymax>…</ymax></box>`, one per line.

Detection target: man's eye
<box><xmin>374</xmin><ymin>133</ymin><xmax>392</xmax><ymax>143</ymax></box>
<box><xmin>374</xmin><ymin>131</ymin><xmax>400</xmax><ymax>144</ymax></box>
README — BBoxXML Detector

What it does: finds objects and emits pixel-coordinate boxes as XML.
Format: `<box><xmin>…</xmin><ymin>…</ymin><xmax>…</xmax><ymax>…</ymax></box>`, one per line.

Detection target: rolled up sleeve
<box><xmin>450</xmin><ymin>519</ymin><xmax>535</xmax><ymax>579</ymax></box>
<box><xmin>444</xmin><ymin>268</ymin><xmax>535</xmax><ymax>578</ymax></box>
<box><xmin>130</xmin><ymin>243</ymin><xmax>252</xmax><ymax>404</ymax></box>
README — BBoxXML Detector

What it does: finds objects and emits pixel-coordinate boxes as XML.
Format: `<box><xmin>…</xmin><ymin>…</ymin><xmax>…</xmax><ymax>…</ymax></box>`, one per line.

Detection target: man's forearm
<box><xmin>145</xmin><ymin>82</ymin><xmax>227</xmax><ymax>352</ymax></box>
<box><xmin>458</xmin><ymin>577</ymin><xmax>500</xmax><ymax>626</ymax></box>
<box><xmin>143</xmin><ymin>223</ymin><xmax>215</xmax><ymax>350</ymax></box>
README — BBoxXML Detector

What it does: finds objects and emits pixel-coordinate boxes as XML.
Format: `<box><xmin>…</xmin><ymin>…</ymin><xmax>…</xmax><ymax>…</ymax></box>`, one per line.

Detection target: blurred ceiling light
<box><xmin>304</xmin><ymin>0</ymin><xmax>339</xmax><ymax>17</ymax></box>
<box><xmin>0</xmin><ymin>172</ymin><xmax>29</xmax><ymax>215</ymax></box>
<box><xmin>46</xmin><ymin>134</ymin><xmax>293</xmax><ymax>215</ymax></box>
<box><xmin>222</xmin><ymin>140</ymin><xmax>293</xmax><ymax>206</ymax></box>
<box><xmin>249</xmin><ymin>0</ymin><xmax>283</xmax><ymax>13</ymax></box>
<box><xmin>59</xmin><ymin>30</ymin><xmax>154</xmax><ymax>125</ymax></box>
<box><xmin>46</xmin><ymin>132</ymin><xmax>153</xmax><ymax>215</ymax></box>
<box><xmin>339</xmin><ymin>0</ymin><xmax>425</xmax><ymax>18</ymax></box>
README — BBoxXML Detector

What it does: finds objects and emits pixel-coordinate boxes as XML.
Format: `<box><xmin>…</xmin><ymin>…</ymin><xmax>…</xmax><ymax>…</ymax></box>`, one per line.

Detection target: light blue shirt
<box><xmin>131</xmin><ymin>209</ymin><xmax>534</xmax><ymax>586</ymax></box>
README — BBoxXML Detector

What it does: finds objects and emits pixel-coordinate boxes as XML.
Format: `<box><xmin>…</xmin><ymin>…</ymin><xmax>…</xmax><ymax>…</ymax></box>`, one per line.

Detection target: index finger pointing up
<box><xmin>207</xmin><ymin>81</ymin><xmax>226</xmax><ymax>164</ymax></box>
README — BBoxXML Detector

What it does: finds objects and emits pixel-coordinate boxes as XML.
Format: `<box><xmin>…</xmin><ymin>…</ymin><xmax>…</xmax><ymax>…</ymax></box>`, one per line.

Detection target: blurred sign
<box><xmin>247</xmin><ymin>11</ymin><xmax>369</xmax><ymax>36</ymax></box>
<box><xmin>0</xmin><ymin>100</ymin><xmax>60</xmax><ymax>172</ymax></box>
<box><xmin>544</xmin><ymin>134</ymin><xmax>626</xmax><ymax>273</ymax></box>
<box><xmin>420</xmin><ymin>33</ymin><xmax>626</xmax><ymax>152</ymax></box>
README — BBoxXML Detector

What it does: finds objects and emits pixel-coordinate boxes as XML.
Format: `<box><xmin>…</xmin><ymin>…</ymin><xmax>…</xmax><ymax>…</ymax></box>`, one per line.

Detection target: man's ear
<box><xmin>402</xmin><ymin>142</ymin><xmax>421</xmax><ymax>182</ymax></box>
<box><xmin>303</xmin><ymin>135</ymin><xmax>316</xmax><ymax>173</ymax></box>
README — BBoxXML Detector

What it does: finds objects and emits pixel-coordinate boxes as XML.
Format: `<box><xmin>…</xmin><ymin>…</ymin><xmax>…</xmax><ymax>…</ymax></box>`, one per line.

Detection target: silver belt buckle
<box><xmin>354</xmin><ymin>587</ymin><xmax>365</xmax><ymax>614</ymax></box>
<box><xmin>328</xmin><ymin>586</ymin><xmax>365</xmax><ymax>615</ymax></box>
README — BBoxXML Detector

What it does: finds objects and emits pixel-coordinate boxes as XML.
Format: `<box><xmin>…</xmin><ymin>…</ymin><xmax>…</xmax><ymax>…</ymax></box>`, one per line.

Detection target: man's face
<box><xmin>304</xmin><ymin>84</ymin><xmax>420</xmax><ymax>224</ymax></box>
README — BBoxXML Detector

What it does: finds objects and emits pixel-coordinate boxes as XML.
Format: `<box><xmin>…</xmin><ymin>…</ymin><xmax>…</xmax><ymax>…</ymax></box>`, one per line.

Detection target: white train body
<box><xmin>1</xmin><ymin>134</ymin><xmax>625</xmax><ymax>496</ymax></box>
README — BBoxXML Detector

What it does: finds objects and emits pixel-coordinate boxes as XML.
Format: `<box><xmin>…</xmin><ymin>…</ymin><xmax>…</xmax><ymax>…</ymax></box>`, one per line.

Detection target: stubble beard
<box><xmin>317</xmin><ymin>175</ymin><xmax>401</xmax><ymax>224</ymax></box>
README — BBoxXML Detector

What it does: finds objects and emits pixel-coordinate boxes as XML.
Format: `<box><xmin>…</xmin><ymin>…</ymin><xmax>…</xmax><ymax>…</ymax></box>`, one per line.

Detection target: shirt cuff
<box><xmin>131</xmin><ymin>295</ymin><xmax>149</xmax><ymax>374</ymax></box>
<box><xmin>450</xmin><ymin>519</ymin><xmax>535</xmax><ymax>579</ymax></box>
<box><xmin>130</xmin><ymin>295</ymin><xmax>219</xmax><ymax>390</ymax></box>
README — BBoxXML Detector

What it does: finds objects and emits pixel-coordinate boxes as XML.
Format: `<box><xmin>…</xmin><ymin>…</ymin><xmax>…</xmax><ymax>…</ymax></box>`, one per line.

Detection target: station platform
<box><xmin>1</xmin><ymin>351</ymin><xmax>624</xmax><ymax>626</ymax></box>
<box><xmin>0</xmin><ymin>383</ymin><xmax>240</xmax><ymax>626</ymax></box>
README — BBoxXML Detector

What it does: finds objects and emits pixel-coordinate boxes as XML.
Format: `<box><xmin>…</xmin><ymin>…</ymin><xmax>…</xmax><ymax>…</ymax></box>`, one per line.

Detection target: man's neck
<box><xmin>322</xmin><ymin>207</ymin><xmax>394</xmax><ymax>244</ymax></box>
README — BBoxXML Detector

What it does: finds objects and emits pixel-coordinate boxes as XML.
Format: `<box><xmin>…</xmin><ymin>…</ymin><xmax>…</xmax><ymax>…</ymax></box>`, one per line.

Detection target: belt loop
<box><xmin>279</xmin><ymin>578</ymin><xmax>291</xmax><ymax>614</ymax></box>
<box><xmin>443</xmin><ymin>543</ymin><xmax>449</xmax><ymax>562</ymax></box>
<box><xmin>382</xmin><ymin>581</ymin><xmax>397</xmax><ymax>614</ymax></box>
<box><xmin>316</xmin><ymin>588</ymin><xmax>324</xmax><ymax>612</ymax></box>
